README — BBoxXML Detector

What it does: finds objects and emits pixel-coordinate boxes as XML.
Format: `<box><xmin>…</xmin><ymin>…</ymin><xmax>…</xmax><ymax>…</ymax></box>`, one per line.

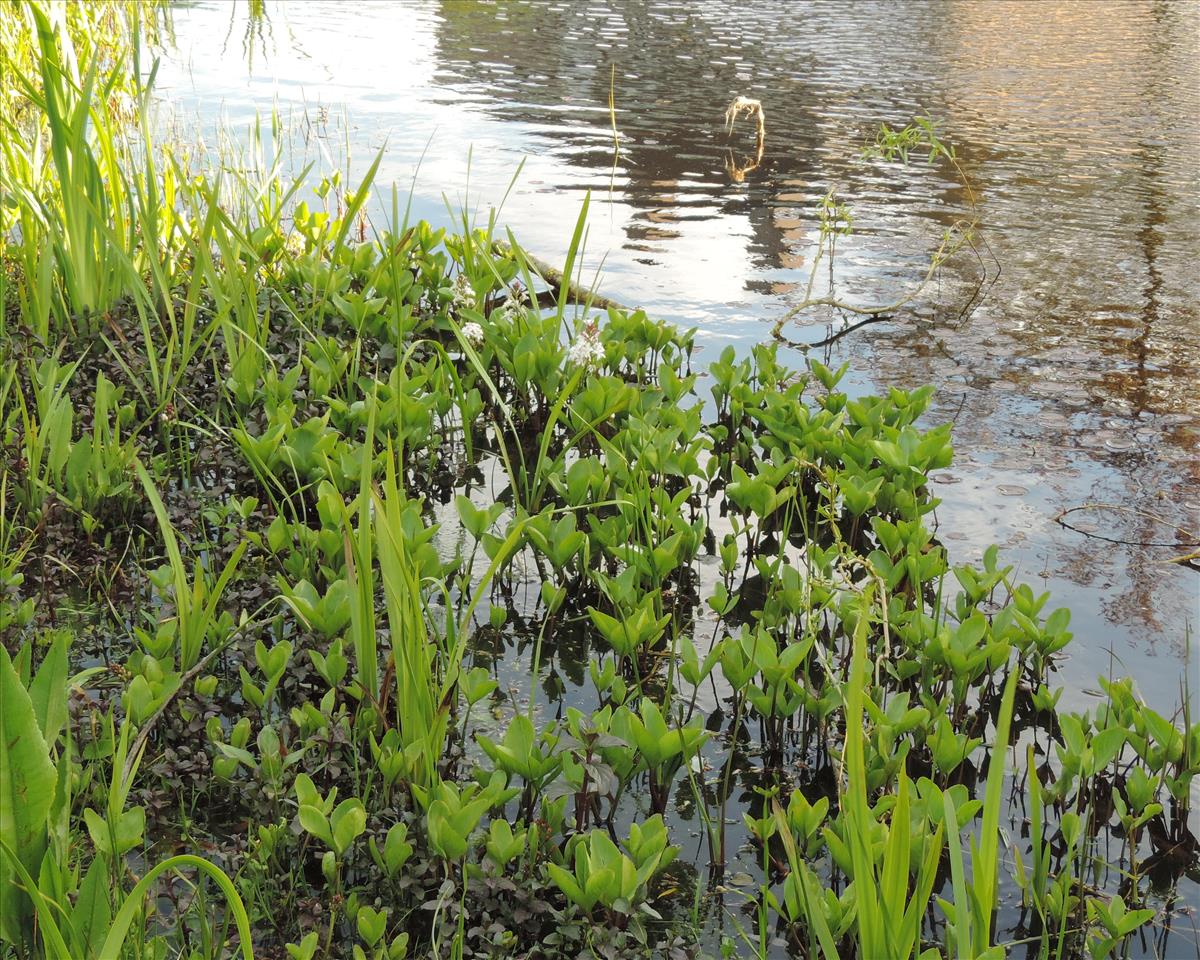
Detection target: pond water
<box><xmin>156</xmin><ymin>1</ymin><xmax>1198</xmax><ymax>712</ymax></box>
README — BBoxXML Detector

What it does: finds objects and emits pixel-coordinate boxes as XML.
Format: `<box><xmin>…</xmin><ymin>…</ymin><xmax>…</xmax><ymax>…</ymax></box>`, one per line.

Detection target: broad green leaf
<box><xmin>0</xmin><ymin>646</ymin><xmax>56</xmax><ymax>942</ymax></box>
<box><xmin>28</xmin><ymin>633</ymin><xmax>70</xmax><ymax>750</ymax></box>
<box><xmin>298</xmin><ymin>806</ymin><xmax>333</xmax><ymax>847</ymax></box>
<box><xmin>70</xmin><ymin>855</ymin><xmax>112</xmax><ymax>959</ymax></box>
<box><xmin>331</xmin><ymin>799</ymin><xmax>366</xmax><ymax>855</ymax></box>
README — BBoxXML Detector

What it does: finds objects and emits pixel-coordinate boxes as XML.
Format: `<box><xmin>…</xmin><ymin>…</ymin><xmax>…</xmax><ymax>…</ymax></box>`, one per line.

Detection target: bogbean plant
<box><xmin>0</xmin><ymin>633</ymin><xmax>255</xmax><ymax>960</ymax></box>
<box><xmin>1</xmin><ymin>6</ymin><xmax>1198</xmax><ymax>960</ymax></box>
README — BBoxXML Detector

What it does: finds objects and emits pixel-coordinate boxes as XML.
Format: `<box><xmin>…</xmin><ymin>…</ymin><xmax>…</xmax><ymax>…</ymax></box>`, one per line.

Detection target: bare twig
<box><xmin>771</xmin><ymin>222</ymin><xmax>973</xmax><ymax>338</ymax></box>
<box><xmin>782</xmin><ymin>313</ymin><xmax>896</xmax><ymax>352</ymax></box>
<box><xmin>1053</xmin><ymin>503</ymin><xmax>1199</xmax><ymax>549</ymax></box>
<box><xmin>772</xmin><ymin>117</ymin><xmax>1000</xmax><ymax>342</ymax></box>
<box><xmin>122</xmin><ymin>626</ymin><xmax>250</xmax><ymax>783</ymax></box>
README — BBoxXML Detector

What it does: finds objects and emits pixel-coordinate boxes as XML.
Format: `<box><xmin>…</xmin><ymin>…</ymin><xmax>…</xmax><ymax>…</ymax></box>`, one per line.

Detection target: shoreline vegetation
<box><xmin>1</xmin><ymin>4</ymin><xmax>1196</xmax><ymax>959</ymax></box>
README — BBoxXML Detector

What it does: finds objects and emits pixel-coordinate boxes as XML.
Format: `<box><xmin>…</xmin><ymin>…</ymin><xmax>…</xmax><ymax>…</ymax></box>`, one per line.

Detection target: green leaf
<box><xmin>427</xmin><ymin>800</ymin><xmax>467</xmax><ymax>860</ymax></box>
<box><xmin>331</xmin><ymin>799</ymin><xmax>366</xmax><ymax>855</ymax></box>
<box><xmin>357</xmin><ymin>904</ymin><xmax>388</xmax><ymax>946</ymax></box>
<box><xmin>1116</xmin><ymin>907</ymin><xmax>1155</xmax><ymax>937</ymax></box>
<box><xmin>70</xmin><ymin>855</ymin><xmax>112</xmax><ymax>958</ymax></box>
<box><xmin>547</xmin><ymin>862</ymin><xmax>589</xmax><ymax>910</ymax></box>
<box><xmin>943</xmin><ymin>790</ymin><xmax>973</xmax><ymax>959</ymax></box>
<box><xmin>972</xmin><ymin>668</ymin><xmax>1019</xmax><ymax>952</ymax></box>
<box><xmin>286</xmin><ymin>932</ymin><xmax>320</xmax><ymax>960</ymax></box>
<box><xmin>842</xmin><ymin>593</ymin><xmax>884</xmax><ymax>958</ymax></box>
<box><xmin>0</xmin><ymin>645</ymin><xmax>56</xmax><ymax>941</ymax></box>
<box><xmin>298</xmin><ymin>805</ymin><xmax>333</xmax><ymax>847</ymax></box>
<box><xmin>1092</xmin><ymin>726</ymin><xmax>1126</xmax><ymax>771</ymax></box>
<box><xmin>114</xmin><ymin>806</ymin><xmax>145</xmax><ymax>856</ymax></box>
<box><xmin>28</xmin><ymin>632</ymin><xmax>70</xmax><ymax>750</ymax></box>
<box><xmin>0</xmin><ymin>835</ymin><xmax>73</xmax><ymax>959</ymax></box>
<box><xmin>83</xmin><ymin>806</ymin><xmax>145</xmax><ymax>858</ymax></box>
<box><xmin>383</xmin><ymin>823</ymin><xmax>413</xmax><ymax>875</ymax></box>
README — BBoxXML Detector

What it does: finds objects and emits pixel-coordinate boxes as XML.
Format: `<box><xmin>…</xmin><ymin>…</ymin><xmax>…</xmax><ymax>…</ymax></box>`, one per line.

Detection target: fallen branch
<box><xmin>1053</xmin><ymin>503</ymin><xmax>1199</xmax><ymax>549</ymax></box>
<box><xmin>772</xmin><ymin>116</ymin><xmax>1001</xmax><ymax>342</ymax></box>
<box><xmin>493</xmin><ymin>240</ymin><xmax>631</xmax><ymax>313</ymax></box>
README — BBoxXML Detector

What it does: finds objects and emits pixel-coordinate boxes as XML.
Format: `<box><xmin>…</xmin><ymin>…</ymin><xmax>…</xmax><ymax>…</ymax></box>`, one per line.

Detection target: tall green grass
<box><xmin>841</xmin><ymin>590</ymin><xmax>947</xmax><ymax>960</ymax></box>
<box><xmin>6</xmin><ymin>3</ymin><xmax>138</xmax><ymax>327</ymax></box>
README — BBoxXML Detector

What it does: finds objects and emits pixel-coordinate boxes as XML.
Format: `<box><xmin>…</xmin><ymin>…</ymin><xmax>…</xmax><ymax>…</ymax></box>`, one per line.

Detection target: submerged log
<box><xmin>493</xmin><ymin>240</ymin><xmax>631</xmax><ymax>313</ymax></box>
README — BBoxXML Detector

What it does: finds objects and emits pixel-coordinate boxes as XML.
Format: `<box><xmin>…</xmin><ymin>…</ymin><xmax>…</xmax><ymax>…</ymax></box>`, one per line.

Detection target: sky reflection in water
<box><xmin>157</xmin><ymin>0</ymin><xmax>1200</xmax><ymax>706</ymax></box>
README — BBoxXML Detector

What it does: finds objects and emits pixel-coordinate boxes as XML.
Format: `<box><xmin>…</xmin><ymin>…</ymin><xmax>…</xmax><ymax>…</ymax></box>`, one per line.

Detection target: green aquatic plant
<box><xmin>135</xmin><ymin>459</ymin><xmax>248</xmax><ymax>674</ymax></box>
<box><xmin>1</xmin><ymin>633</ymin><xmax>253</xmax><ymax>960</ymax></box>
<box><xmin>546</xmin><ymin>815</ymin><xmax>678</xmax><ymax>919</ymax></box>
<box><xmin>937</xmin><ymin>668</ymin><xmax>1018</xmax><ymax>959</ymax></box>
<box><xmin>0</xmin><ymin>635</ymin><xmax>70</xmax><ymax>948</ymax></box>
<box><xmin>477</xmin><ymin>713</ymin><xmax>562</xmax><ymax>813</ymax></box>
<box><xmin>836</xmin><ymin>594</ymin><xmax>948</xmax><ymax>960</ymax></box>
<box><xmin>13</xmin><ymin>355</ymin><xmax>77</xmax><ymax>514</ymax></box>
<box><xmin>0</xmin><ymin>13</ymin><xmax>1194</xmax><ymax>956</ymax></box>
<box><xmin>625</xmin><ymin>698</ymin><xmax>708</xmax><ymax>815</ymax></box>
<box><xmin>0</xmin><ymin>476</ymin><xmax>35</xmax><ymax>634</ymax></box>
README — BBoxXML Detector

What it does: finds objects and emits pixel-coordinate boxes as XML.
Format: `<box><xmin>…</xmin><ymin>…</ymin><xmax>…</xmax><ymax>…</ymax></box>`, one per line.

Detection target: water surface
<box><xmin>158</xmin><ymin>0</ymin><xmax>1199</xmax><ymax>705</ymax></box>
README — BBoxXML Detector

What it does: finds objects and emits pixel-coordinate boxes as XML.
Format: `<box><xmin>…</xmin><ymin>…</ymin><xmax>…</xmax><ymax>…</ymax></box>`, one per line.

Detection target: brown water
<box><xmin>158</xmin><ymin>0</ymin><xmax>1199</xmax><ymax>705</ymax></box>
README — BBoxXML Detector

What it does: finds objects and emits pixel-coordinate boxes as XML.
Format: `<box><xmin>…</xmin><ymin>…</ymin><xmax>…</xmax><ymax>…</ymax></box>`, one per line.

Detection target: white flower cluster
<box><xmin>491</xmin><ymin>298</ymin><xmax>522</xmax><ymax>324</ymax></box>
<box><xmin>461</xmin><ymin>321</ymin><xmax>485</xmax><ymax>347</ymax></box>
<box><xmin>567</xmin><ymin>328</ymin><xmax>606</xmax><ymax>368</ymax></box>
<box><xmin>451</xmin><ymin>274</ymin><xmax>476</xmax><ymax>313</ymax></box>
<box><xmin>283</xmin><ymin>232</ymin><xmax>306</xmax><ymax>259</ymax></box>
<box><xmin>490</xmin><ymin>283</ymin><xmax>532</xmax><ymax>325</ymax></box>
